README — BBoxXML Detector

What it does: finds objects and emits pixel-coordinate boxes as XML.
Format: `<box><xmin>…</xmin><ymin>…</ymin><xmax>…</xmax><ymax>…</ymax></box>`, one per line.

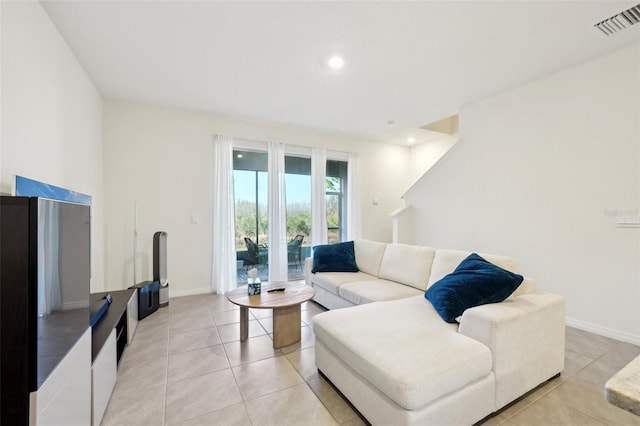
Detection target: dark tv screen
<box><xmin>35</xmin><ymin>198</ymin><xmax>90</xmax><ymax>389</ymax></box>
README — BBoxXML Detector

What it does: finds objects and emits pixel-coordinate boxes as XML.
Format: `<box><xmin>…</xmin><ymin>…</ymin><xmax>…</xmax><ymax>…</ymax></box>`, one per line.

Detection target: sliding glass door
<box><xmin>233</xmin><ymin>150</ymin><xmax>268</xmax><ymax>283</ymax></box>
<box><xmin>232</xmin><ymin>146</ymin><xmax>351</xmax><ymax>284</ymax></box>
<box><xmin>285</xmin><ymin>156</ymin><xmax>311</xmax><ymax>280</ymax></box>
<box><xmin>326</xmin><ymin>160</ymin><xmax>348</xmax><ymax>244</ymax></box>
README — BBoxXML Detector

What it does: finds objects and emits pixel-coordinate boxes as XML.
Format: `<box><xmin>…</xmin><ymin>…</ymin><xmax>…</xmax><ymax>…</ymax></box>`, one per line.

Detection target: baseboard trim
<box><xmin>566</xmin><ymin>317</ymin><xmax>640</xmax><ymax>345</ymax></box>
<box><xmin>169</xmin><ymin>287</ymin><xmax>212</xmax><ymax>298</ymax></box>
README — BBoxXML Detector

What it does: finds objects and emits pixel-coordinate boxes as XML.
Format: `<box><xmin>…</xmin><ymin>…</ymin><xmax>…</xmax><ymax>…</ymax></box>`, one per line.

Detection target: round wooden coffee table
<box><xmin>226</xmin><ymin>281</ymin><xmax>315</xmax><ymax>349</ymax></box>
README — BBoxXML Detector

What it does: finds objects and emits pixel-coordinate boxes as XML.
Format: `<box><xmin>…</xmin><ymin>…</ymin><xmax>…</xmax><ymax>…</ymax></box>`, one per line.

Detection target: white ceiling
<box><xmin>41</xmin><ymin>1</ymin><xmax>640</xmax><ymax>145</ymax></box>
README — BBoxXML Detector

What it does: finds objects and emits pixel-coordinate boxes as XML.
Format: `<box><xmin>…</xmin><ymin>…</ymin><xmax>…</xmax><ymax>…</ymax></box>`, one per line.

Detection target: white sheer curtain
<box><xmin>268</xmin><ymin>142</ymin><xmax>288</xmax><ymax>281</ymax></box>
<box><xmin>211</xmin><ymin>134</ymin><xmax>237</xmax><ymax>294</ymax></box>
<box><xmin>38</xmin><ymin>200</ymin><xmax>62</xmax><ymax>315</ymax></box>
<box><xmin>311</xmin><ymin>147</ymin><xmax>327</xmax><ymax>249</ymax></box>
<box><xmin>347</xmin><ymin>153</ymin><xmax>361</xmax><ymax>240</ymax></box>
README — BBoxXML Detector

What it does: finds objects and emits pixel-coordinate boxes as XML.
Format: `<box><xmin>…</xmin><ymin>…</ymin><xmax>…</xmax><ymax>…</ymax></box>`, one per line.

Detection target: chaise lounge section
<box><xmin>305</xmin><ymin>239</ymin><xmax>565</xmax><ymax>425</ymax></box>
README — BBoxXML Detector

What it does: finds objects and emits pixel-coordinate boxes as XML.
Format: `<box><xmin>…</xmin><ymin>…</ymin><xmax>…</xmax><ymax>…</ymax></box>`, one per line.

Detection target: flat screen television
<box><xmin>35</xmin><ymin>197</ymin><xmax>91</xmax><ymax>387</ymax></box>
<box><xmin>0</xmin><ymin>196</ymin><xmax>91</xmax><ymax>423</ymax></box>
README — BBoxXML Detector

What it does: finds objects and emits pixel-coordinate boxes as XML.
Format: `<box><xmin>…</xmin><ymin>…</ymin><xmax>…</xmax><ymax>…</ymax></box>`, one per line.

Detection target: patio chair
<box><xmin>243</xmin><ymin>237</ymin><xmax>267</xmax><ymax>269</ymax></box>
<box><xmin>287</xmin><ymin>234</ymin><xmax>304</xmax><ymax>269</ymax></box>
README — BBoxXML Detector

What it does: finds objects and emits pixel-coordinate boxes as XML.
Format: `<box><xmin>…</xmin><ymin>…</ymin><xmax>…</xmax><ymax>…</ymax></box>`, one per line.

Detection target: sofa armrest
<box><xmin>304</xmin><ymin>257</ymin><xmax>314</xmax><ymax>286</ymax></box>
<box><xmin>458</xmin><ymin>292</ymin><xmax>565</xmax><ymax>410</ymax></box>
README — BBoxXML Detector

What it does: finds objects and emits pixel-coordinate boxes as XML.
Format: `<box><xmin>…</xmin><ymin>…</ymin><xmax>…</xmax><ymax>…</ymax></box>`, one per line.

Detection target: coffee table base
<box><xmin>238</xmin><ymin>305</ymin><xmax>302</xmax><ymax>349</ymax></box>
<box><xmin>239</xmin><ymin>306</ymin><xmax>250</xmax><ymax>341</ymax></box>
<box><xmin>227</xmin><ymin>282</ymin><xmax>314</xmax><ymax>350</ymax></box>
<box><xmin>273</xmin><ymin>305</ymin><xmax>302</xmax><ymax>349</ymax></box>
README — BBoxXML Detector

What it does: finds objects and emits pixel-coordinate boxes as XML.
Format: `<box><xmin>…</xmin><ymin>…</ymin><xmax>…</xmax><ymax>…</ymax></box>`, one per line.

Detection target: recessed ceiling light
<box><xmin>407</xmin><ymin>137</ymin><xmax>416</xmax><ymax>144</ymax></box>
<box><xmin>328</xmin><ymin>56</ymin><xmax>345</xmax><ymax>69</ymax></box>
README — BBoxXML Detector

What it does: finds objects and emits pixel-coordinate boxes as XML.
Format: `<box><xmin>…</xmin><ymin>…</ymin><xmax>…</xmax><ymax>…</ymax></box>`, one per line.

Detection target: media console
<box><xmin>0</xmin><ymin>185</ymin><xmax>142</xmax><ymax>425</ymax></box>
<box><xmin>90</xmin><ymin>289</ymin><xmax>138</xmax><ymax>425</ymax></box>
<box><xmin>0</xmin><ymin>196</ymin><xmax>92</xmax><ymax>425</ymax></box>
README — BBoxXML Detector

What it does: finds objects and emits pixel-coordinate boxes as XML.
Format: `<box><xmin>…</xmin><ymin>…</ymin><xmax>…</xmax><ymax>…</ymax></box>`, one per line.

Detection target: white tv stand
<box><xmin>90</xmin><ymin>289</ymin><xmax>138</xmax><ymax>425</ymax></box>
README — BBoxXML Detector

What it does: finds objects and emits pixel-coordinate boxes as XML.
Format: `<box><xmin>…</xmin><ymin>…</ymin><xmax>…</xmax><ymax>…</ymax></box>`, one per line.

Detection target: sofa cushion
<box><xmin>377</xmin><ymin>244</ymin><xmax>436</xmax><ymax>291</ymax></box>
<box><xmin>312</xmin><ymin>271</ymin><xmax>377</xmax><ymax>295</ymax></box>
<box><xmin>426</xmin><ymin>253</ymin><xmax>524</xmax><ymax>323</ymax></box>
<box><xmin>354</xmin><ymin>239</ymin><xmax>387</xmax><ymax>277</ymax></box>
<box><xmin>313</xmin><ymin>296</ymin><xmax>492</xmax><ymax>410</ymax></box>
<box><xmin>427</xmin><ymin>249</ymin><xmax>520</xmax><ymax>288</ymax></box>
<box><xmin>338</xmin><ymin>280</ymin><xmax>423</xmax><ymax>305</ymax></box>
<box><xmin>312</xmin><ymin>241</ymin><xmax>359</xmax><ymax>273</ymax></box>
<box><xmin>510</xmin><ymin>276</ymin><xmax>536</xmax><ymax>299</ymax></box>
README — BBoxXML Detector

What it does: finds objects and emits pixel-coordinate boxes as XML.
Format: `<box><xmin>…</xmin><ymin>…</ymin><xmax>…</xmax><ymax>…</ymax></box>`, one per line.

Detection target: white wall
<box><xmin>406</xmin><ymin>44</ymin><xmax>640</xmax><ymax>344</ymax></box>
<box><xmin>103</xmin><ymin>100</ymin><xmax>411</xmax><ymax>295</ymax></box>
<box><xmin>408</xmin><ymin>135</ymin><xmax>458</xmax><ymax>186</ymax></box>
<box><xmin>1</xmin><ymin>1</ymin><xmax>104</xmax><ymax>291</ymax></box>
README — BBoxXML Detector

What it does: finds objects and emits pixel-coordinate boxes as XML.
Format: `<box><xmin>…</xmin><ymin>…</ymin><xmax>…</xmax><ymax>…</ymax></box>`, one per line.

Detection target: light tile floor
<box><xmin>101</xmin><ymin>293</ymin><xmax>640</xmax><ymax>426</ymax></box>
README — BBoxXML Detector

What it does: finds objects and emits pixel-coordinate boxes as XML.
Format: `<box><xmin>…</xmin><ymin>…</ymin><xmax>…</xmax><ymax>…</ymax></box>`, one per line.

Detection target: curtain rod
<box><xmin>221</xmin><ymin>134</ymin><xmax>355</xmax><ymax>157</ymax></box>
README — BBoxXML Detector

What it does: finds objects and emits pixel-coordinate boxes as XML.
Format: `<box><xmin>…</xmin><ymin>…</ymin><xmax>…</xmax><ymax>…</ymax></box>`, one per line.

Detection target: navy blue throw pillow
<box><xmin>425</xmin><ymin>253</ymin><xmax>523</xmax><ymax>323</ymax></box>
<box><xmin>312</xmin><ymin>241</ymin><xmax>359</xmax><ymax>273</ymax></box>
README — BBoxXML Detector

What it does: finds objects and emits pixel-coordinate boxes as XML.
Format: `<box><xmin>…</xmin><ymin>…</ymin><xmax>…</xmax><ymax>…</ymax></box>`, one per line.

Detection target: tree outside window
<box><xmin>326</xmin><ymin>160</ymin><xmax>348</xmax><ymax>244</ymax></box>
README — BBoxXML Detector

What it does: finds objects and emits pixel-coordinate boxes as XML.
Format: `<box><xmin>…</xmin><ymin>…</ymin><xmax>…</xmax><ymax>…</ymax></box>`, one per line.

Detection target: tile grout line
<box><xmin>216</xmin><ymin>300</ymin><xmax>264</xmax><ymax>426</ymax></box>
<box><xmin>304</xmin><ymin>379</ymin><xmax>345</xmax><ymax>426</ymax></box>
<box><xmin>225</xmin><ymin>341</ymin><xmax>255</xmax><ymax>426</ymax></box>
<box><xmin>543</xmin><ymin>374</ymin><xmax>638</xmax><ymax>425</ymax></box>
<box><xmin>162</xmin><ymin>310</ymin><xmax>170</xmax><ymax>426</ymax></box>
<box><xmin>166</xmin><ymin>299</ymin><xmax>236</xmax><ymax>425</ymax></box>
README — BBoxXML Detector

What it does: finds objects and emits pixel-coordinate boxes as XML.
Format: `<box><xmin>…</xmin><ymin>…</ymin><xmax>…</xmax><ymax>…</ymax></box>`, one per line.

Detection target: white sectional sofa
<box><xmin>305</xmin><ymin>239</ymin><xmax>565</xmax><ymax>426</ymax></box>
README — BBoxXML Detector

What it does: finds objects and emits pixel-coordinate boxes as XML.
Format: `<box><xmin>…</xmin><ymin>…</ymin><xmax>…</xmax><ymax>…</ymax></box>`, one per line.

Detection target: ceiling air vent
<box><xmin>594</xmin><ymin>4</ymin><xmax>640</xmax><ymax>36</ymax></box>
